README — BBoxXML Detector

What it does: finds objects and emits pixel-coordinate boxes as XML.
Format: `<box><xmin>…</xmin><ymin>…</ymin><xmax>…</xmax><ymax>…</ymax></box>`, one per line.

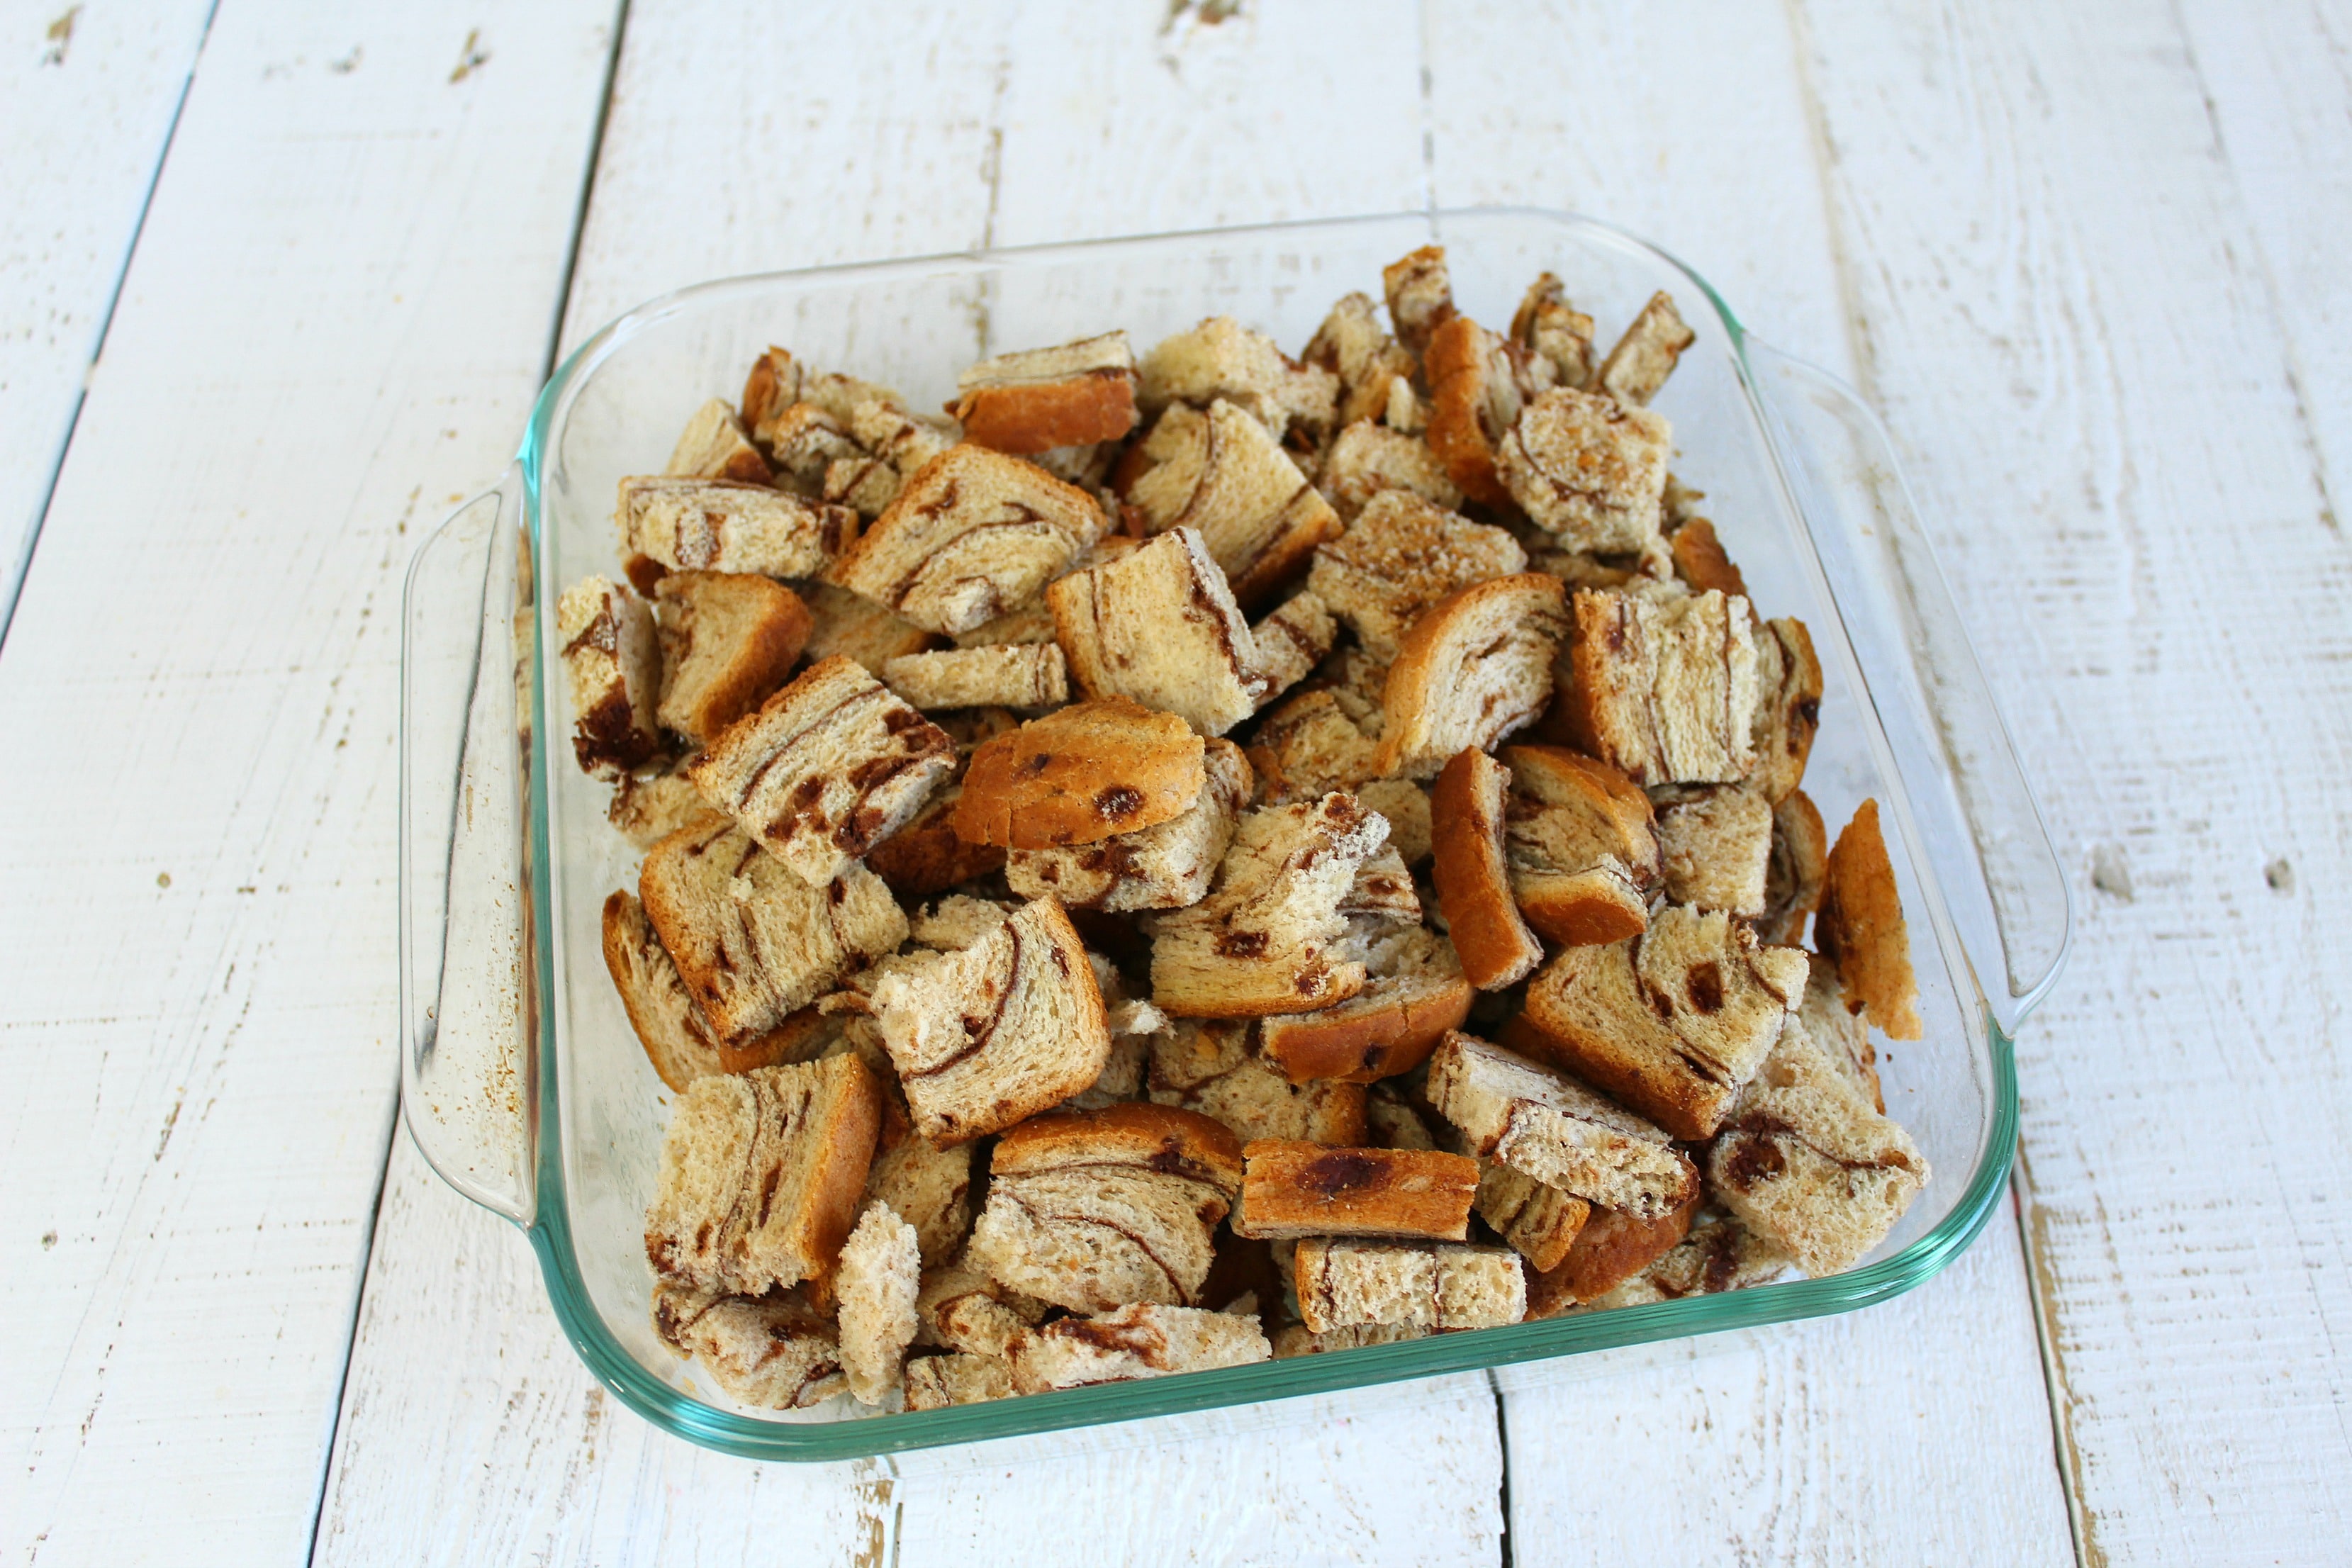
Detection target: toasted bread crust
<box><xmin>653</xmin><ymin>571</ymin><xmax>811</xmax><ymax>744</ymax></box>
<box><xmin>1375</xmin><ymin>573</ymin><xmax>1569</xmax><ymax>779</ymax></box>
<box><xmin>1757</xmin><ymin>788</ymin><xmax>1828</xmax><ymax>946</ymax></box>
<box><xmin>1233</xmin><ymin>1141</ymin><xmax>1479</xmax><ymax>1241</ymax></box>
<box><xmin>1423</xmin><ymin>315</ymin><xmax>1516</xmax><ymax>508</ymax></box>
<box><xmin>1670</xmin><ymin>517</ymin><xmax>1746</xmax><ymax>596</ymax></box>
<box><xmin>953</xmin><ymin>371</ymin><xmax>1138</xmax><ymax>456</ymax></box>
<box><xmin>1255</xmin><ymin>968</ymin><xmax>1474</xmax><ymax>1084</ymax></box>
<box><xmin>1524</xmin><ymin>1191</ymin><xmax>1699</xmax><ymax>1316</ymax></box>
<box><xmin>1430</xmin><ymin>749</ymin><xmax>1545</xmax><ymax>990</ymax></box>
<box><xmin>601</xmin><ymin>890</ymin><xmax>720</xmax><ymax>1090</ymax></box>
<box><xmin>865</xmin><ymin>784</ymin><xmax>1009</xmax><ymax>899</ymax></box>
<box><xmin>992</xmin><ymin>1101</ymin><xmax>1246</xmax><ymax>1193</ymax></box>
<box><xmin>1815</xmin><ymin>798</ymin><xmax>1922</xmax><ymax>1040</ymax></box>
<box><xmin>1496</xmin><ymin>744</ymin><xmax>1657</xmax><ymax>946</ymax></box>
<box><xmin>952</xmin><ymin>698</ymin><xmax>1206</xmax><ymax>849</ymax></box>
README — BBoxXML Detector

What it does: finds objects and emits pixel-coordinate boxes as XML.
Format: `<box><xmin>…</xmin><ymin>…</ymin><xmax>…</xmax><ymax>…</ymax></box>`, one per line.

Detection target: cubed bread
<box><xmin>1306</xmin><ymin>491</ymin><xmax>1529</xmax><ymax>662</ymax></box>
<box><xmin>865</xmin><ymin>784</ymin><xmax>1007</xmax><ymax>899</ymax></box>
<box><xmin>1429</xmin><ymin>748</ymin><xmax>1546</xmax><ymax>990</ymax></box>
<box><xmin>602</xmin><ymin>890</ymin><xmax>721</xmax><ymax>1090</ymax></box>
<box><xmin>1381</xmin><ymin>245</ymin><xmax>1456</xmax><ymax>358</ymax></box>
<box><xmin>639</xmin><ymin>822</ymin><xmax>908</xmax><ymax>1048</ymax></box>
<box><xmin>917</xmin><ymin>1259</ymin><xmax>1051</xmax><ymax>1358</ymax></box>
<box><xmin>1749</xmin><ymin>616</ymin><xmax>1823</xmax><ymax>802</ymax></box>
<box><xmin>739</xmin><ymin>345</ymin><xmax>803</xmax><ymax>437</ymax></box>
<box><xmin>1272</xmin><ymin>1321</ymin><xmax>1430</xmax><ymax>1357</ymax></box>
<box><xmin>1147</xmin><ymin>1018</ymin><xmax>1369</xmax><ymax>1145</ymax></box>
<box><xmin>1375</xmin><ymin>574</ymin><xmax>1570</xmax><ymax>778</ymax></box>
<box><xmin>667</xmin><ymin>398</ymin><xmax>773</xmax><ymax>484</ymax></box>
<box><xmin>1706</xmin><ymin>1016</ymin><xmax>1929</xmax><ymax>1277</ymax></box>
<box><xmin>1316</xmin><ymin>421</ymin><xmax>1464</xmax><ymax>521</ymax></box>
<box><xmin>644</xmin><ymin>1053</ymin><xmax>883</xmax><ymax>1296</ymax></box>
<box><xmin>609</xmin><ymin>763</ymin><xmax>727</xmax><ymax>849</ymax></box>
<box><xmin>829</xmin><ymin>444</ymin><xmax>1107</xmax><ymax>635</ymax></box>
<box><xmin>1118</xmin><ymin>401</ymin><xmax>1338</xmax><ymax>608</ymax></box>
<box><xmin>797</xmin><ymin>579</ymin><xmax>942</xmax><ymax>673</ymax></box>
<box><xmin>1495</xmin><ymin>387</ymin><xmax>1672</xmax><ymax>554</ymax></box>
<box><xmin>1511</xmin><ymin>272</ymin><xmax>1596</xmax><ymax>391</ymax></box>
<box><xmin>1814</xmin><ymin>798</ymin><xmax>1922</xmax><ymax>1040</ymax></box>
<box><xmin>651</xmin><ymin>1282</ymin><xmax>846</xmax><ymax>1409</ymax></box>
<box><xmin>688</xmin><ymin>654</ymin><xmax>957</xmax><ymax>885</ymax></box>
<box><xmin>1233</xmin><ymin>1141</ymin><xmax>1479</xmax><ymax>1241</ymax></box>
<box><xmin>1358</xmin><ymin>778</ymin><xmax>1432</xmax><ymax>865</ymax></box>
<box><xmin>882</xmin><ymin>643</ymin><xmax>1069</xmax><ymax>711</ymax></box>
<box><xmin>1517</xmin><ymin>907</ymin><xmax>1808</xmax><ymax>1140</ymax></box>
<box><xmin>966</xmin><ymin>1104</ymin><xmax>1244</xmax><ymax>1312</ymax></box>
<box><xmin>1063</xmin><ymin>1030</ymin><xmax>1151</xmax><ymax>1111</ymax></box>
<box><xmin>1049</xmin><ymin>527</ymin><xmax>1262</xmax><ymax>735</ymax></box>
<box><xmin>953</xmin><ymin>696</ymin><xmax>1206</xmax><ymax>849</ymax></box>
<box><xmin>1256</xmin><ymin>924</ymin><xmax>1472</xmax><ymax>1083</ymax></box>
<box><xmin>905</xmin><ymin>1352</ymin><xmax>1018</xmax><ymax>1410</ymax></box>
<box><xmin>557</xmin><ymin>576</ymin><xmax>663</xmax><ymax>778</ymax></box>
<box><xmin>1137</xmin><ymin>316</ymin><xmax>1337</xmax><ymax>441</ymax></box>
<box><xmin>1292</xmin><ymin>1238</ymin><xmax>1523</xmax><ymax>1333</ymax></box>
<box><xmin>1303</xmin><ymin>293</ymin><xmax>1419</xmax><ymax>428</ymax></box>
<box><xmin>619</xmin><ymin>476</ymin><xmax>857</xmax><ymax>581</ymax></box>
<box><xmin>1148</xmin><ymin>793</ymin><xmax>1391</xmax><ymax>1018</ymax></box>
<box><xmin>1799</xmin><ymin>950</ymin><xmax>1881</xmax><ymax>1110</ymax></box>
<box><xmin>1426</xmin><ymin>1031</ymin><xmax>1696</xmax><ymax>1218</ymax></box>
<box><xmin>800</xmin><ymin>371</ymin><xmax>909</xmax><ymax>426</ymax></box>
<box><xmin>1596</xmin><ymin>291</ymin><xmax>1697</xmax><ymax>408</ymax></box>
<box><xmin>1476</xmin><ymin>1162</ymin><xmax>1592</xmax><ymax>1274</ymax></box>
<box><xmin>1556</xmin><ymin>586</ymin><xmax>1762</xmax><ymax>785</ymax></box>
<box><xmin>1366</xmin><ymin>1082</ymin><xmax>1438</xmax><ymax>1150</ymax></box>
<box><xmin>1423</xmin><ymin>314</ymin><xmax>1528</xmax><ymax>509</ymax></box>
<box><xmin>1522</xmin><ymin>1193</ymin><xmax>1699</xmax><ymax>1317</ymax></box>
<box><xmin>1009</xmin><ymin>1303</ymin><xmax>1272</xmax><ymax>1393</ymax></box>
<box><xmin>1653</xmin><ymin>784</ymin><xmax>1774</xmax><ymax>915</ymax></box>
<box><xmin>1007</xmin><ymin>738</ymin><xmax>1250</xmax><ymax>911</ymax></box>
<box><xmin>863</xmin><ymin>1098</ymin><xmax>976</xmax><ymax>1268</ymax></box>
<box><xmin>759</xmin><ymin>402</ymin><xmax>864</xmax><ymax>495</ymax></box>
<box><xmin>1497</xmin><ymin>743</ymin><xmax>1659</xmax><ymax>946</ymax></box>
<box><xmin>836</xmin><ymin>1202</ymin><xmax>922</xmax><ymax>1404</ymax></box>
<box><xmin>651</xmin><ymin>571</ymin><xmax>810</xmax><ymax>745</ymax></box>
<box><xmin>1248</xmin><ymin>590</ymin><xmax>1338</xmax><ymax>704</ymax></box>
<box><xmin>1758</xmin><ymin>788</ymin><xmax>1828</xmax><ymax>946</ymax></box>
<box><xmin>869</xmin><ymin>895</ymin><xmax>1111</xmax><ymax>1145</ymax></box>
<box><xmin>951</xmin><ymin>332</ymin><xmax>1140</xmax><ymax>454</ymax></box>
<box><xmin>1669</xmin><ymin>516</ymin><xmax>1746</xmax><ymax>597</ymax></box>
<box><xmin>1578</xmin><ymin>1211</ymin><xmax>1792</xmax><ymax>1310</ymax></box>
<box><xmin>1246</xmin><ymin>689</ymin><xmax>1382</xmax><ymax>802</ymax></box>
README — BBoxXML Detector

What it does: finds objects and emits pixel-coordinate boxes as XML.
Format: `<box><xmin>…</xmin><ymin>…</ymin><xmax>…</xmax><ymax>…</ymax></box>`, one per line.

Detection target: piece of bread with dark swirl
<box><xmin>639</xmin><ymin>822</ymin><xmax>908</xmax><ymax>1050</ymax></box>
<box><xmin>666</xmin><ymin>398</ymin><xmax>773</xmax><ymax>484</ymax></box>
<box><xmin>1146</xmin><ymin>1018</ymin><xmax>1370</xmax><ymax>1145</ymax></box>
<box><xmin>1148</xmin><ymin>793</ymin><xmax>1391</xmax><ymax>1018</ymax></box>
<box><xmin>828</xmin><ymin>444</ymin><xmax>1107</xmax><ymax>636</ymax></box>
<box><xmin>602</xmin><ymin>890</ymin><xmax>722</xmax><ymax>1090</ymax></box>
<box><xmin>1006</xmin><ymin>738</ymin><xmax>1250</xmax><ymax>912</ymax></box>
<box><xmin>1009</xmin><ymin>1303</ymin><xmax>1272</xmax><ymax>1393</ymax></box>
<box><xmin>1553</xmin><ymin>586</ymin><xmax>1762</xmax><ymax>786</ymax></box>
<box><xmin>1522</xmin><ymin>1192</ymin><xmax>1700</xmax><ymax>1317</ymax></box>
<box><xmin>1814</xmin><ymin>797</ymin><xmax>1922</xmax><ymax>1041</ymax></box>
<box><xmin>619</xmin><ymin>476</ymin><xmax>857</xmax><ymax>582</ymax></box>
<box><xmin>1496</xmin><ymin>743</ymin><xmax>1658</xmax><ymax>947</ymax></box>
<box><xmin>1511</xmin><ymin>271</ymin><xmax>1596</xmax><ymax>391</ymax></box>
<box><xmin>687</xmin><ymin>654</ymin><xmax>957</xmax><ymax>886</ymax></box>
<box><xmin>1256</xmin><ymin>924</ymin><xmax>1472</xmax><ymax>1083</ymax></box>
<box><xmin>1292</xmin><ymin>1238</ymin><xmax>1523</xmax><ymax>1334</ymax></box>
<box><xmin>868</xmin><ymin>895</ymin><xmax>1110</xmax><ymax>1146</ymax></box>
<box><xmin>797</xmin><ymin>579</ymin><xmax>942</xmax><ymax>674</ymax></box>
<box><xmin>951</xmin><ymin>332</ymin><xmax>1139</xmax><ymax>455</ymax></box>
<box><xmin>644</xmin><ymin>1053</ymin><xmax>882</xmax><ymax>1297</ymax></box>
<box><xmin>1232</xmin><ymin>1141</ymin><xmax>1479</xmax><ymax>1241</ymax></box>
<box><xmin>1303</xmin><ymin>293</ymin><xmax>1421</xmax><ymax>429</ymax></box>
<box><xmin>1426</xmin><ymin>1031</ymin><xmax>1696</xmax><ymax>1219</ymax></box>
<box><xmin>1757</xmin><ymin>788</ymin><xmax>1827</xmax><ymax>946</ymax></box>
<box><xmin>650</xmin><ymin>1280</ymin><xmax>845</xmax><ymax>1409</ymax></box>
<box><xmin>1430</xmin><ymin>748</ymin><xmax>1546</xmax><ymax>990</ymax></box>
<box><xmin>1475</xmin><ymin>1162</ymin><xmax>1592</xmax><ymax>1274</ymax></box>
<box><xmin>557</xmin><ymin>576</ymin><xmax>663</xmax><ymax>778</ymax></box>
<box><xmin>651</xmin><ymin>571</ymin><xmax>810</xmax><ymax>746</ymax></box>
<box><xmin>1596</xmin><ymin>291</ymin><xmax>1697</xmax><ymax>408</ymax></box>
<box><xmin>1423</xmin><ymin>314</ymin><xmax>1529</xmax><ymax>509</ymax></box>
<box><xmin>1381</xmin><ymin>245</ymin><xmax>1456</xmax><ymax>359</ymax></box>
<box><xmin>1049</xmin><ymin>527</ymin><xmax>1264</xmax><ymax>736</ymax></box>
<box><xmin>881</xmin><ymin>643</ymin><xmax>1069</xmax><ymax>712</ymax></box>
<box><xmin>1374</xmin><ymin>573</ymin><xmax>1570</xmax><ymax>779</ymax></box>
<box><xmin>1316</xmin><ymin>420</ymin><xmax>1463</xmax><ymax>521</ymax></box>
<box><xmin>1513</xmin><ymin>907</ymin><xmax>1807</xmax><ymax>1141</ymax></box>
<box><xmin>1116</xmin><ymin>401</ymin><xmax>1339</xmax><ymax>610</ymax></box>
<box><xmin>1652</xmin><ymin>783</ymin><xmax>1775</xmax><ymax>917</ymax></box>
<box><xmin>903</xmin><ymin>1351</ymin><xmax>1018</xmax><ymax>1410</ymax></box>
<box><xmin>1136</xmin><ymin>316</ymin><xmax>1338</xmax><ymax>442</ymax></box>
<box><xmin>1305</xmin><ymin>490</ymin><xmax>1528</xmax><ymax>662</ymax></box>
<box><xmin>965</xmin><ymin>1104</ymin><xmax>1244</xmax><ymax>1312</ymax></box>
<box><xmin>1494</xmin><ymin>387</ymin><xmax>1672</xmax><ymax>555</ymax></box>
<box><xmin>1749</xmin><ymin>615</ymin><xmax>1822</xmax><ymax>803</ymax></box>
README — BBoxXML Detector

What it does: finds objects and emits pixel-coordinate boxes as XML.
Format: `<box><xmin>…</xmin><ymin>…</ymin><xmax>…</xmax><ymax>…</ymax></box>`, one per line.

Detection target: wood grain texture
<box><xmin>0</xmin><ymin>4</ymin><xmax>621</xmax><ymax>1562</ymax></box>
<box><xmin>1425</xmin><ymin>4</ymin><xmax>2078</xmax><ymax>1558</ymax></box>
<box><xmin>1791</xmin><ymin>0</ymin><xmax>2352</xmax><ymax>1561</ymax></box>
<box><xmin>0</xmin><ymin>0</ymin><xmax>215</xmax><ymax>627</ymax></box>
<box><xmin>320</xmin><ymin>4</ymin><xmax>1506</xmax><ymax>1563</ymax></box>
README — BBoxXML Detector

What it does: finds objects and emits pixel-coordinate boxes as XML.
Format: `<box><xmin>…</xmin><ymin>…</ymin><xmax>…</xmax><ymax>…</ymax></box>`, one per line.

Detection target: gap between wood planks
<box><xmin>0</xmin><ymin>0</ymin><xmax>223</xmax><ymax>654</ymax></box>
<box><xmin>297</xmin><ymin>7</ymin><xmax>636</xmax><ymax>1564</ymax></box>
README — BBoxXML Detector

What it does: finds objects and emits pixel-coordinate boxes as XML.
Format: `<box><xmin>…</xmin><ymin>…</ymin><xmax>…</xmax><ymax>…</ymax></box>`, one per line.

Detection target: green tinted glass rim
<box><xmin>509</xmin><ymin>208</ymin><xmax>2024</xmax><ymax>1462</ymax></box>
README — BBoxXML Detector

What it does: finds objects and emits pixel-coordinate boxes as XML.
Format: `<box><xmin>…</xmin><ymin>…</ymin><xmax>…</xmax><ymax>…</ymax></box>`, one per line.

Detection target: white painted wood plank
<box><xmin>0</xmin><ymin>4</ymin><xmax>622</xmax><ymax>1562</ymax></box>
<box><xmin>1424</xmin><ymin>4</ymin><xmax>2078</xmax><ymax>1560</ymax></box>
<box><xmin>320</xmin><ymin>3</ymin><xmax>1504</xmax><ymax>1562</ymax></box>
<box><xmin>1791</xmin><ymin>1</ymin><xmax>2352</xmax><ymax>1562</ymax></box>
<box><xmin>0</xmin><ymin>0</ymin><xmax>215</xmax><ymax>625</ymax></box>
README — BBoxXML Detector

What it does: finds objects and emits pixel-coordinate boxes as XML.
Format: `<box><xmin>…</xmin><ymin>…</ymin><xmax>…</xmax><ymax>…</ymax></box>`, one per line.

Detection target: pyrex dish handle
<box><xmin>398</xmin><ymin>466</ymin><xmax>537</xmax><ymax>1226</ymax></box>
<box><xmin>1742</xmin><ymin>340</ymin><xmax>2071</xmax><ymax>1033</ymax></box>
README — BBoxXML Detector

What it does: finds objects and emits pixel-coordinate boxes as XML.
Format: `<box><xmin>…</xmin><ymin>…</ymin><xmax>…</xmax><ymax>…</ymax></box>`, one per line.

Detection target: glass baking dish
<box><xmin>398</xmin><ymin>208</ymin><xmax>2070</xmax><ymax>1461</ymax></box>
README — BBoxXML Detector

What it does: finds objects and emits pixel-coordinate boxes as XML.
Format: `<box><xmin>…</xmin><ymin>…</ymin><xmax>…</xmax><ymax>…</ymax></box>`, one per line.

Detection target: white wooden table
<box><xmin>4</xmin><ymin>1</ymin><xmax>2345</xmax><ymax>1562</ymax></box>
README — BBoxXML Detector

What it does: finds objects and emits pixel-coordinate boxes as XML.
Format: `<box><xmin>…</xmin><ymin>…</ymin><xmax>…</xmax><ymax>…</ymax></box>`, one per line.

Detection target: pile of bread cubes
<box><xmin>557</xmin><ymin>244</ymin><xmax>1932</xmax><ymax>1418</ymax></box>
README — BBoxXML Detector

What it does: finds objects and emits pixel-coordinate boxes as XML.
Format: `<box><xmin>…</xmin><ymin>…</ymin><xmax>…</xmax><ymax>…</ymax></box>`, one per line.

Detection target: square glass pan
<box><xmin>398</xmin><ymin>208</ymin><xmax>2071</xmax><ymax>1462</ymax></box>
